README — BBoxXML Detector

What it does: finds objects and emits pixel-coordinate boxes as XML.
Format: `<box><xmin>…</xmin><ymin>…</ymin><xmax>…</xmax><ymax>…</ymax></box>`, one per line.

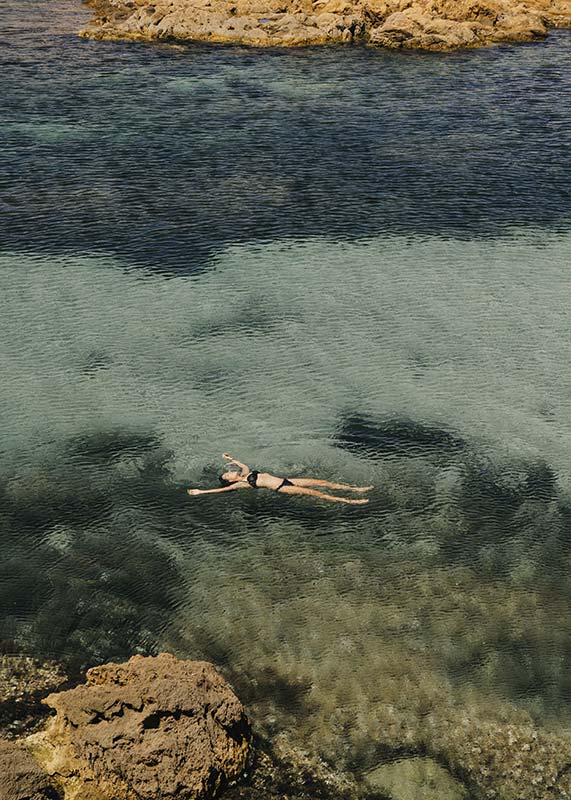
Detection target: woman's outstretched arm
<box><xmin>222</xmin><ymin>453</ymin><xmax>250</xmax><ymax>476</ymax></box>
<box><xmin>187</xmin><ymin>483</ymin><xmax>247</xmax><ymax>496</ymax></box>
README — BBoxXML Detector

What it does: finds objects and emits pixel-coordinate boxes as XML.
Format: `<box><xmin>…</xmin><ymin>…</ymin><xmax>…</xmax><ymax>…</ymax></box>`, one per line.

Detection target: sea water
<box><xmin>2</xmin><ymin>0</ymin><xmax>571</xmax><ymax>791</ymax></box>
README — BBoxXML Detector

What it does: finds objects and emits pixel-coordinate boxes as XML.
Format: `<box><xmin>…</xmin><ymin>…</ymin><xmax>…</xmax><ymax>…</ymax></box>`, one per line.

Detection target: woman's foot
<box><xmin>353</xmin><ymin>485</ymin><xmax>374</xmax><ymax>493</ymax></box>
<box><xmin>349</xmin><ymin>498</ymin><xmax>369</xmax><ymax>504</ymax></box>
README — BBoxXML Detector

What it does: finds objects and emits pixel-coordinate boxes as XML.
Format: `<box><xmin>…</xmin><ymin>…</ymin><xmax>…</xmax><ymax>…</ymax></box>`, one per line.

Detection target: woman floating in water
<box><xmin>186</xmin><ymin>454</ymin><xmax>372</xmax><ymax>505</ymax></box>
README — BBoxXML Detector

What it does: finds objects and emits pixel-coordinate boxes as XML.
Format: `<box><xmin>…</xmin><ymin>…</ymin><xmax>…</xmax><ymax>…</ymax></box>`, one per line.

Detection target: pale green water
<box><xmin>4</xmin><ymin>231</ymin><xmax>571</xmax><ymax>478</ymax></box>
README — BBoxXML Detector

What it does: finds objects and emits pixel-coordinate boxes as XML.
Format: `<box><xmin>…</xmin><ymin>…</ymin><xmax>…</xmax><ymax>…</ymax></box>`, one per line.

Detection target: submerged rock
<box><xmin>364</xmin><ymin>756</ymin><xmax>467</xmax><ymax>800</ymax></box>
<box><xmin>80</xmin><ymin>0</ymin><xmax>571</xmax><ymax>48</ymax></box>
<box><xmin>433</xmin><ymin>715</ymin><xmax>571</xmax><ymax>800</ymax></box>
<box><xmin>173</xmin><ymin>546</ymin><xmax>571</xmax><ymax>800</ymax></box>
<box><xmin>224</xmin><ymin>735</ymin><xmax>363</xmax><ymax>799</ymax></box>
<box><xmin>0</xmin><ymin>657</ymin><xmax>67</xmax><ymax>738</ymax></box>
<box><xmin>28</xmin><ymin>653</ymin><xmax>251</xmax><ymax>800</ymax></box>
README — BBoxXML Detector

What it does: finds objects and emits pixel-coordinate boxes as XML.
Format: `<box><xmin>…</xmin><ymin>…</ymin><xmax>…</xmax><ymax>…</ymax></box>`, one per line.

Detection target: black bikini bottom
<box><xmin>276</xmin><ymin>478</ymin><xmax>294</xmax><ymax>491</ymax></box>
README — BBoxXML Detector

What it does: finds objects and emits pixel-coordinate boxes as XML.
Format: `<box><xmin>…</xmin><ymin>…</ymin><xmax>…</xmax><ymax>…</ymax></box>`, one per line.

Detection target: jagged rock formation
<box><xmin>80</xmin><ymin>0</ymin><xmax>571</xmax><ymax>48</ymax></box>
<box><xmin>28</xmin><ymin>654</ymin><xmax>251</xmax><ymax>800</ymax></box>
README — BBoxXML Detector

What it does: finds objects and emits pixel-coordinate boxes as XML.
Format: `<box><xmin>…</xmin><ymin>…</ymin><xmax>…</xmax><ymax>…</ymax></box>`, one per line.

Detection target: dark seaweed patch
<box><xmin>334</xmin><ymin>413</ymin><xmax>465</xmax><ymax>460</ymax></box>
<box><xmin>233</xmin><ymin>666</ymin><xmax>312</xmax><ymax>715</ymax></box>
<box><xmin>67</xmin><ymin>429</ymin><xmax>162</xmax><ymax>465</ymax></box>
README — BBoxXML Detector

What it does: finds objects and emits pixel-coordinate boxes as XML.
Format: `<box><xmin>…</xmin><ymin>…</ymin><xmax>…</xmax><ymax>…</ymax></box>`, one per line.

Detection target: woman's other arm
<box><xmin>187</xmin><ymin>482</ymin><xmax>248</xmax><ymax>496</ymax></box>
<box><xmin>222</xmin><ymin>453</ymin><xmax>250</xmax><ymax>476</ymax></box>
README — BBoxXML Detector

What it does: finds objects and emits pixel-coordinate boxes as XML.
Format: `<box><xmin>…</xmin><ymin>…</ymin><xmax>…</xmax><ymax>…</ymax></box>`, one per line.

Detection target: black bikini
<box><xmin>246</xmin><ymin>470</ymin><xmax>259</xmax><ymax>488</ymax></box>
<box><xmin>246</xmin><ymin>470</ymin><xmax>293</xmax><ymax>492</ymax></box>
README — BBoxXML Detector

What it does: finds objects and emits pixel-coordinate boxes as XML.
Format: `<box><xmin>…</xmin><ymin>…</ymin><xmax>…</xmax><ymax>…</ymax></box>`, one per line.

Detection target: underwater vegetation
<box><xmin>3</xmin><ymin>417</ymin><xmax>569</xmax><ymax>796</ymax></box>
<box><xmin>172</xmin><ymin>528</ymin><xmax>571</xmax><ymax>799</ymax></box>
<box><xmin>0</xmin><ymin>430</ymin><xmax>183</xmax><ymax>669</ymax></box>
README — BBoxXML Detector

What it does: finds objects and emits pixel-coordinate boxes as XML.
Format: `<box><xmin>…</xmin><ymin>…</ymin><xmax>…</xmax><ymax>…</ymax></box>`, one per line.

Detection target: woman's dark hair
<box><xmin>219</xmin><ymin>474</ymin><xmax>231</xmax><ymax>486</ymax></box>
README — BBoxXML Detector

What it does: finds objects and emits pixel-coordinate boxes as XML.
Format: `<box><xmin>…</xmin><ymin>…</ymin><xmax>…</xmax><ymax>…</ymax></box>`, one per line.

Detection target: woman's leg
<box><xmin>290</xmin><ymin>478</ymin><xmax>373</xmax><ymax>493</ymax></box>
<box><xmin>279</xmin><ymin>485</ymin><xmax>369</xmax><ymax>504</ymax></box>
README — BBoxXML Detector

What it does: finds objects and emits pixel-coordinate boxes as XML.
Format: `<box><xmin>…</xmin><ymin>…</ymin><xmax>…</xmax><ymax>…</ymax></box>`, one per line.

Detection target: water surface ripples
<box><xmin>3</xmin><ymin>2</ymin><xmax>571</xmax><ymax>793</ymax></box>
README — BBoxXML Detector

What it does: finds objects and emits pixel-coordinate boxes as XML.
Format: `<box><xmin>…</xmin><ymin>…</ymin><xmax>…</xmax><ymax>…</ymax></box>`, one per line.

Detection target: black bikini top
<box><xmin>246</xmin><ymin>470</ymin><xmax>259</xmax><ymax>488</ymax></box>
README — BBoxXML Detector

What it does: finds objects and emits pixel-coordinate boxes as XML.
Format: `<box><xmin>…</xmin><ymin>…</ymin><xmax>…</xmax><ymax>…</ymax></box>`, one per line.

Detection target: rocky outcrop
<box><xmin>28</xmin><ymin>653</ymin><xmax>251</xmax><ymax>800</ymax></box>
<box><xmin>0</xmin><ymin>739</ymin><xmax>59</xmax><ymax>800</ymax></box>
<box><xmin>1</xmin><ymin>653</ymin><xmax>358</xmax><ymax>800</ymax></box>
<box><xmin>369</xmin><ymin>0</ymin><xmax>557</xmax><ymax>48</ymax></box>
<box><xmin>1</xmin><ymin>646</ymin><xmax>570</xmax><ymax>800</ymax></box>
<box><xmin>80</xmin><ymin>0</ymin><xmax>571</xmax><ymax>48</ymax></box>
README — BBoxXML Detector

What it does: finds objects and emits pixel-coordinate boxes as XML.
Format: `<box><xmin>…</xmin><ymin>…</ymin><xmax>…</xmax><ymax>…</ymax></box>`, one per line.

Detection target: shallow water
<box><xmin>3</xmin><ymin>0</ymin><xmax>571</xmax><ymax>792</ymax></box>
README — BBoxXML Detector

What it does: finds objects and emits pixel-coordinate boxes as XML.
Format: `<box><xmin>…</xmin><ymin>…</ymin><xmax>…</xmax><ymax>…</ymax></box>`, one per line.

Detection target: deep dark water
<box><xmin>1</xmin><ymin>2</ymin><xmax>571</xmax><ymax>272</ymax></box>
<box><xmin>3</xmin><ymin>0</ymin><xmax>571</xmax><ymax>793</ymax></box>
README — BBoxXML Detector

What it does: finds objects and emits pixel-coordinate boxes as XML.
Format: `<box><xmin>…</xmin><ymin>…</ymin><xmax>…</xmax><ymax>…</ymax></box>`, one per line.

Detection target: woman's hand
<box><xmin>222</xmin><ymin>453</ymin><xmax>234</xmax><ymax>461</ymax></box>
<box><xmin>186</xmin><ymin>489</ymin><xmax>203</xmax><ymax>496</ymax></box>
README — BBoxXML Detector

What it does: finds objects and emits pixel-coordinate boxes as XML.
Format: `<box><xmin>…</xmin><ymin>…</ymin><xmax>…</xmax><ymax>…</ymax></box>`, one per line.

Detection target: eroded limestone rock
<box><xmin>369</xmin><ymin>0</ymin><xmax>552</xmax><ymax>47</ymax></box>
<box><xmin>28</xmin><ymin>653</ymin><xmax>251</xmax><ymax>800</ymax></box>
<box><xmin>79</xmin><ymin>0</ymin><xmax>571</xmax><ymax>48</ymax></box>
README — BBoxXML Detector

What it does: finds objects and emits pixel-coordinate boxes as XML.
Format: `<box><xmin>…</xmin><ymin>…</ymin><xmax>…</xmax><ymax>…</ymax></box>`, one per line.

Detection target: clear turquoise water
<box><xmin>3</xmin><ymin>0</ymin><xmax>571</xmax><ymax>788</ymax></box>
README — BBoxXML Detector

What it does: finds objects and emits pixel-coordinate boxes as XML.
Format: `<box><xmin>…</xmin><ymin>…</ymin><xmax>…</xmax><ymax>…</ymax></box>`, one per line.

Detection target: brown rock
<box><xmin>79</xmin><ymin>0</ymin><xmax>571</xmax><ymax>47</ymax></box>
<box><xmin>0</xmin><ymin>739</ymin><xmax>60</xmax><ymax>800</ymax></box>
<box><xmin>492</xmin><ymin>9</ymin><xmax>548</xmax><ymax>37</ymax></box>
<box><xmin>28</xmin><ymin>653</ymin><xmax>251</xmax><ymax>800</ymax></box>
<box><xmin>423</xmin><ymin>16</ymin><xmax>478</xmax><ymax>43</ymax></box>
<box><xmin>361</xmin><ymin>0</ymin><xmax>391</xmax><ymax>17</ymax></box>
<box><xmin>380</xmin><ymin>8</ymin><xmax>424</xmax><ymax>30</ymax></box>
<box><xmin>370</xmin><ymin>0</ymin><xmax>550</xmax><ymax>47</ymax></box>
<box><xmin>428</xmin><ymin>0</ymin><xmax>509</xmax><ymax>23</ymax></box>
<box><xmin>369</xmin><ymin>9</ymin><xmax>423</xmax><ymax>43</ymax></box>
<box><xmin>314</xmin><ymin>0</ymin><xmax>355</xmax><ymax>16</ymax></box>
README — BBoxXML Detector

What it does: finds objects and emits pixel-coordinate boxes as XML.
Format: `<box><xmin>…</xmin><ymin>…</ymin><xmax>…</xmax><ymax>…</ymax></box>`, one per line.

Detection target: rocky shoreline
<box><xmin>1</xmin><ymin>654</ymin><xmax>364</xmax><ymax>800</ymax></box>
<box><xmin>3</xmin><ymin>653</ymin><xmax>571</xmax><ymax>800</ymax></box>
<box><xmin>79</xmin><ymin>0</ymin><xmax>571</xmax><ymax>49</ymax></box>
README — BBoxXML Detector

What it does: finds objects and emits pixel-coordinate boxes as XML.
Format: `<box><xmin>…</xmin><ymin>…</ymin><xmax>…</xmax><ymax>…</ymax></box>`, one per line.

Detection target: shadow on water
<box><xmin>334</xmin><ymin>410</ymin><xmax>571</xmax><ymax>592</ymax></box>
<box><xmin>0</xmin><ymin>429</ymin><xmax>182</xmax><ymax>670</ymax></box>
